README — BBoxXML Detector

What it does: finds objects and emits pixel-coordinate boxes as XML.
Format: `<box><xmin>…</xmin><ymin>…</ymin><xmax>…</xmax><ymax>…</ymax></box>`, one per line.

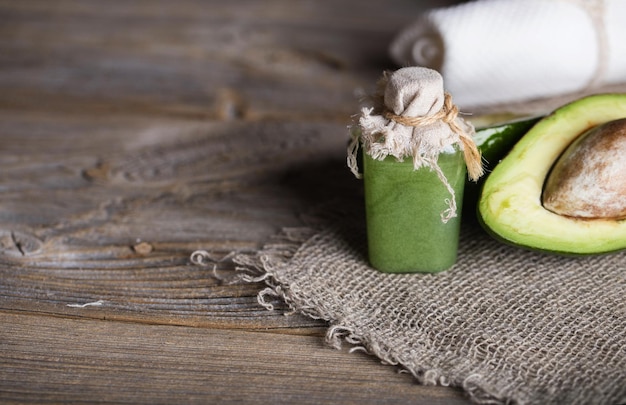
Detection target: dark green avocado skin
<box><xmin>475</xmin><ymin>117</ymin><xmax>543</xmax><ymax>172</ymax></box>
<box><xmin>463</xmin><ymin>116</ymin><xmax>542</xmax><ymax>218</ymax></box>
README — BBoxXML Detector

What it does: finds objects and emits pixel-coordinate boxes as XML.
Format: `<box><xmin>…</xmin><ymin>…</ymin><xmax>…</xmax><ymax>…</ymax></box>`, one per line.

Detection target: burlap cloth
<box><xmin>233</xmin><ymin>200</ymin><xmax>626</xmax><ymax>404</ymax></box>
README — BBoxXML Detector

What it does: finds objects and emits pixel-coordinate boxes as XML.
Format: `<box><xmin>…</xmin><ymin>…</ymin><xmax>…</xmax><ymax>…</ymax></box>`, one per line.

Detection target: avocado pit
<box><xmin>542</xmin><ymin>118</ymin><xmax>626</xmax><ymax>220</ymax></box>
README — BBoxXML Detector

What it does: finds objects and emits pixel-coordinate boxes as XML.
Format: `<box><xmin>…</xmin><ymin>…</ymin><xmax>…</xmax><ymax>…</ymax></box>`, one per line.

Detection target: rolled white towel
<box><xmin>390</xmin><ymin>0</ymin><xmax>626</xmax><ymax>110</ymax></box>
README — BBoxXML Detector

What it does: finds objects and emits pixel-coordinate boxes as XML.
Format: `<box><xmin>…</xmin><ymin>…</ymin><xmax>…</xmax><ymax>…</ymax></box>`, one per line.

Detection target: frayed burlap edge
<box><xmin>230</xmin><ymin>225</ymin><xmax>509</xmax><ymax>405</ymax></box>
<box><xmin>197</xmin><ymin>207</ymin><xmax>626</xmax><ymax>405</ymax></box>
<box><xmin>228</xmin><ymin>214</ymin><xmax>626</xmax><ymax>405</ymax></box>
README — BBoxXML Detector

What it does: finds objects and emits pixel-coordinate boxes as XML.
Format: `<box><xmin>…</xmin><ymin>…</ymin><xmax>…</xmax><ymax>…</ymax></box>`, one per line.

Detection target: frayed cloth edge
<box><xmin>229</xmin><ymin>225</ymin><xmax>508</xmax><ymax>405</ymax></box>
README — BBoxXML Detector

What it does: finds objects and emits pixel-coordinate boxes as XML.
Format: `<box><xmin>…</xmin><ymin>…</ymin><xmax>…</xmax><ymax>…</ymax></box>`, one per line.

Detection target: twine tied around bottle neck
<box><xmin>347</xmin><ymin>67</ymin><xmax>485</xmax><ymax>223</ymax></box>
<box><xmin>383</xmin><ymin>92</ymin><xmax>484</xmax><ymax>182</ymax></box>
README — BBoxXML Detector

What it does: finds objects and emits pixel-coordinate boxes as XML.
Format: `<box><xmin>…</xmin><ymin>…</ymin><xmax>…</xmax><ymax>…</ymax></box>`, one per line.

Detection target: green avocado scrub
<box><xmin>363</xmin><ymin>150</ymin><xmax>467</xmax><ymax>272</ymax></box>
<box><xmin>348</xmin><ymin>67</ymin><xmax>483</xmax><ymax>273</ymax></box>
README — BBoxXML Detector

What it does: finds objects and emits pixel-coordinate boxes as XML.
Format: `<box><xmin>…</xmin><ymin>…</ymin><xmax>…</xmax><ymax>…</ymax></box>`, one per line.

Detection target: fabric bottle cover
<box><xmin>348</xmin><ymin>66</ymin><xmax>482</xmax><ymax>221</ymax></box>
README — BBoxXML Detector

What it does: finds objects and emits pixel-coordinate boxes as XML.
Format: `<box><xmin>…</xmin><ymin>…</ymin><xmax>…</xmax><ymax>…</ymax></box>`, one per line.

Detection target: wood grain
<box><xmin>1</xmin><ymin>313</ymin><xmax>469</xmax><ymax>404</ymax></box>
<box><xmin>0</xmin><ymin>0</ymin><xmax>471</xmax><ymax>403</ymax></box>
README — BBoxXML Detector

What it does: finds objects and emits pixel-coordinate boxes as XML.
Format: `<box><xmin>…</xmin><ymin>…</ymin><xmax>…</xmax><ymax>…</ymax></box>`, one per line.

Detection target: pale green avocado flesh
<box><xmin>478</xmin><ymin>94</ymin><xmax>626</xmax><ymax>255</ymax></box>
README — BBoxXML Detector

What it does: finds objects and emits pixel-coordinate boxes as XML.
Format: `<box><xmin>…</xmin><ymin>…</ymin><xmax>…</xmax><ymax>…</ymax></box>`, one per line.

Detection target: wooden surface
<box><xmin>0</xmin><ymin>1</ymin><xmax>472</xmax><ymax>403</ymax></box>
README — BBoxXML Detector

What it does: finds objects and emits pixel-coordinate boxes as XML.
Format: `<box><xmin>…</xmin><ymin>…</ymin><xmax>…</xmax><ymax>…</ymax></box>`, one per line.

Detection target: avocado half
<box><xmin>478</xmin><ymin>93</ymin><xmax>626</xmax><ymax>255</ymax></box>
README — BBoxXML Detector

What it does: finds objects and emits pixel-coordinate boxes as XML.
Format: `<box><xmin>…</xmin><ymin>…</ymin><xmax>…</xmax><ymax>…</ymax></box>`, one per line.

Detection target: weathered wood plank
<box><xmin>0</xmin><ymin>113</ymin><xmax>356</xmax><ymax>328</ymax></box>
<box><xmin>0</xmin><ymin>0</ymin><xmax>458</xmax><ymax>121</ymax></box>
<box><xmin>1</xmin><ymin>312</ymin><xmax>469</xmax><ymax>404</ymax></box>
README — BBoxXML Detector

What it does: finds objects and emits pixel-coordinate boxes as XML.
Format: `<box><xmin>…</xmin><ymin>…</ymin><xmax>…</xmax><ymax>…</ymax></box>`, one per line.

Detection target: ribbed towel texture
<box><xmin>390</xmin><ymin>0</ymin><xmax>626</xmax><ymax>109</ymax></box>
